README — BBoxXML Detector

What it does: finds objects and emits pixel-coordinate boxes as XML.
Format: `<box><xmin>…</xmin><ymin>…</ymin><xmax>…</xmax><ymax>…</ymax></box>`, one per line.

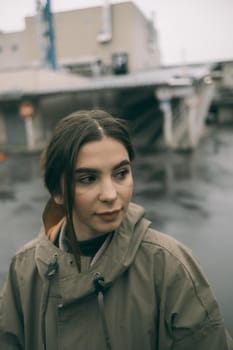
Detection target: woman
<box><xmin>0</xmin><ymin>109</ymin><xmax>232</xmax><ymax>349</ymax></box>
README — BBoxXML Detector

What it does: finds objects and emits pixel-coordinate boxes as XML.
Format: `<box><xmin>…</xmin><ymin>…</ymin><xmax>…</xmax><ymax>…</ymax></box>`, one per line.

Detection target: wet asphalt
<box><xmin>0</xmin><ymin>124</ymin><xmax>233</xmax><ymax>335</ymax></box>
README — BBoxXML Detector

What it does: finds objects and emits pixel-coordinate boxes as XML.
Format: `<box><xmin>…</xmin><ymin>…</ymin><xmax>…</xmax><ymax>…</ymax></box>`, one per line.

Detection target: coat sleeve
<box><xmin>154</xmin><ymin>237</ymin><xmax>233</xmax><ymax>350</ymax></box>
<box><xmin>0</xmin><ymin>257</ymin><xmax>24</xmax><ymax>350</ymax></box>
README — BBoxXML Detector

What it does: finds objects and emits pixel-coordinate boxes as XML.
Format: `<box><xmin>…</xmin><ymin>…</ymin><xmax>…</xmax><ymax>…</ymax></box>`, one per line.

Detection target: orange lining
<box><xmin>47</xmin><ymin>218</ymin><xmax>65</xmax><ymax>243</ymax></box>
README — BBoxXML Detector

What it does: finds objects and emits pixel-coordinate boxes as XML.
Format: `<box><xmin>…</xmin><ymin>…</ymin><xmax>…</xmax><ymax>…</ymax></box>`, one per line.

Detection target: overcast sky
<box><xmin>0</xmin><ymin>0</ymin><xmax>233</xmax><ymax>65</ymax></box>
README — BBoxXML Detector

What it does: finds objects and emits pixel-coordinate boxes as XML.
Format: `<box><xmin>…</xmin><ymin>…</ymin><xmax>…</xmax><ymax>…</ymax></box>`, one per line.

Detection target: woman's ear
<box><xmin>53</xmin><ymin>194</ymin><xmax>64</xmax><ymax>205</ymax></box>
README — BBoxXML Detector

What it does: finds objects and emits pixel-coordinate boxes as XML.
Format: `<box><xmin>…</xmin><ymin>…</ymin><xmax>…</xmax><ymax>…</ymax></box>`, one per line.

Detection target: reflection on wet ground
<box><xmin>0</xmin><ymin>125</ymin><xmax>233</xmax><ymax>335</ymax></box>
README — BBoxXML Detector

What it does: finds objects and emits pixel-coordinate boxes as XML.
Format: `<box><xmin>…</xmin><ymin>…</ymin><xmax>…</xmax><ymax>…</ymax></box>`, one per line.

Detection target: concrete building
<box><xmin>0</xmin><ymin>64</ymin><xmax>214</xmax><ymax>152</ymax></box>
<box><xmin>210</xmin><ymin>60</ymin><xmax>233</xmax><ymax>124</ymax></box>
<box><xmin>0</xmin><ymin>68</ymin><xmax>90</xmax><ymax>149</ymax></box>
<box><xmin>0</xmin><ymin>1</ymin><xmax>161</xmax><ymax>75</ymax></box>
<box><xmin>0</xmin><ymin>2</ymin><xmax>216</xmax><ymax>152</ymax></box>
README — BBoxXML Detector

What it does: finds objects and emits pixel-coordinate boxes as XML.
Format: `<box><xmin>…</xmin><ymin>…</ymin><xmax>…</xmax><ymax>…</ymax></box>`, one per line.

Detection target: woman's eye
<box><xmin>115</xmin><ymin>169</ymin><xmax>129</xmax><ymax>180</ymax></box>
<box><xmin>77</xmin><ymin>175</ymin><xmax>96</xmax><ymax>184</ymax></box>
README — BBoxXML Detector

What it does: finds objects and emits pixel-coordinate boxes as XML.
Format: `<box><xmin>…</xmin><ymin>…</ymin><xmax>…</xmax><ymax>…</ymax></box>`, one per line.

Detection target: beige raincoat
<box><xmin>0</xmin><ymin>201</ymin><xmax>232</xmax><ymax>349</ymax></box>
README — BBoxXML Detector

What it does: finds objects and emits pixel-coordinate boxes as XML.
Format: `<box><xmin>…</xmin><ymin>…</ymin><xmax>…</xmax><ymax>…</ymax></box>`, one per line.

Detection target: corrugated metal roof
<box><xmin>0</xmin><ymin>65</ymin><xmax>211</xmax><ymax>98</ymax></box>
<box><xmin>0</xmin><ymin>68</ymin><xmax>89</xmax><ymax>98</ymax></box>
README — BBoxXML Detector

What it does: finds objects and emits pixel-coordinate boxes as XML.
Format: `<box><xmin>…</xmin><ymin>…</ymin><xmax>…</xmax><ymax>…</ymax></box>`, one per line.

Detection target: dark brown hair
<box><xmin>41</xmin><ymin>109</ymin><xmax>134</xmax><ymax>270</ymax></box>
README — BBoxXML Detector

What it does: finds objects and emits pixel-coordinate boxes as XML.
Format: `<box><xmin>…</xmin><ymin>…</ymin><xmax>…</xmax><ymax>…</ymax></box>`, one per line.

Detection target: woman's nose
<box><xmin>99</xmin><ymin>179</ymin><xmax>117</xmax><ymax>202</ymax></box>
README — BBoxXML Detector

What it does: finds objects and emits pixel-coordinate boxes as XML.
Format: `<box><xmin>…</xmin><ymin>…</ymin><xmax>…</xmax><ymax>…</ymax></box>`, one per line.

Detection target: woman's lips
<box><xmin>96</xmin><ymin>209</ymin><xmax>121</xmax><ymax>221</ymax></box>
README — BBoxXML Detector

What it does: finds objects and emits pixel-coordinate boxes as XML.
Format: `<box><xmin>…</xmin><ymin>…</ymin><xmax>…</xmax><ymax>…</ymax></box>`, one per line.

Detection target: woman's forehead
<box><xmin>75</xmin><ymin>137</ymin><xmax>129</xmax><ymax>168</ymax></box>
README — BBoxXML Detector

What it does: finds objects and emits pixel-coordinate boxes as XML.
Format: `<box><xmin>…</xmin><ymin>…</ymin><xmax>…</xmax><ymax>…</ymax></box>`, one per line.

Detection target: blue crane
<box><xmin>36</xmin><ymin>0</ymin><xmax>57</xmax><ymax>70</ymax></box>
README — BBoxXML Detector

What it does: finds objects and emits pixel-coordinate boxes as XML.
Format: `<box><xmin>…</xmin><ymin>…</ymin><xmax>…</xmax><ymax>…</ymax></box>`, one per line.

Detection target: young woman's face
<box><xmin>72</xmin><ymin>136</ymin><xmax>133</xmax><ymax>240</ymax></box>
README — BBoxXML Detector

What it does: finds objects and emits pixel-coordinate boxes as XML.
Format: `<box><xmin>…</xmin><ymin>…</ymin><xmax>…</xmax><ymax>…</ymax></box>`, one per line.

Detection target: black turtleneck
<box><xmin>77</xmin><ymin>232</ymin><xmax>112</xmax><ymax>257</ymax></box>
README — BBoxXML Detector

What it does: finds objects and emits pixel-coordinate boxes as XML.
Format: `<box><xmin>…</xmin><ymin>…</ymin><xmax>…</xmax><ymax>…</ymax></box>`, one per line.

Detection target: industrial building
<box><xmin>0</xmin><ymin>1</ymin><xmax>161</xmax><ymax>75</ymax></box>
<box><xmin>0</xmin><ymin>1</ymin><xmax>231</xmax><ymax>153</ymax></box>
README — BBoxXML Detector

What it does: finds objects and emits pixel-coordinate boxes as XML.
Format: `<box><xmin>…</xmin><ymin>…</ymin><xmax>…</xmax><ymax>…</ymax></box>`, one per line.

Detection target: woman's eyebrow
<box><xmin>112</xmin><ymin>160</ymin><xmax>130</xmax><ymax>170</ymax></box>
<box><xmin>75</xmin><ymin>167</ymin><xmax>99</xmax><ymax>174</ymax></box>
<box><xmin>75</xmin><ymin>160</ymin><xmax>130</xmax><ymax>174</ymax></box>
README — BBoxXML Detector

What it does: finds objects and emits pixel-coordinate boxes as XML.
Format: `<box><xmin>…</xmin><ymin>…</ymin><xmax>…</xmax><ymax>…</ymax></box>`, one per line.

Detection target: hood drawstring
<box><xmin>93</xmin><ymin>272</ymin><xmax>112</xmax><ymax>350</ymax></box>
<box><xmin>41</xmin><ymin>254</ymin><xmax>59</xmax><ymax>350</ymax></box>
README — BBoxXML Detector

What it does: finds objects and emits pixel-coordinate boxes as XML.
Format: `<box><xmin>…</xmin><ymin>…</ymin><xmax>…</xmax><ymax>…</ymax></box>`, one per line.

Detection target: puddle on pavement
<box><xmin>0</xmin><ymin>189</ymin><xmax>15</xmax><ymax>201</ymax></box>
<box><xmin>0</xmin><ymin>153</ymin><xmax>42</xmax><ymax>202</ymax></box>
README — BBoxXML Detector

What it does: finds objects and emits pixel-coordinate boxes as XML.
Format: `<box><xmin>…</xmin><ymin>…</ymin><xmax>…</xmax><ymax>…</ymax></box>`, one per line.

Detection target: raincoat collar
<box><xmin>35</xmin><ymin>200</ymin><xmax>151</xmax><ymax>303</ymax></box>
